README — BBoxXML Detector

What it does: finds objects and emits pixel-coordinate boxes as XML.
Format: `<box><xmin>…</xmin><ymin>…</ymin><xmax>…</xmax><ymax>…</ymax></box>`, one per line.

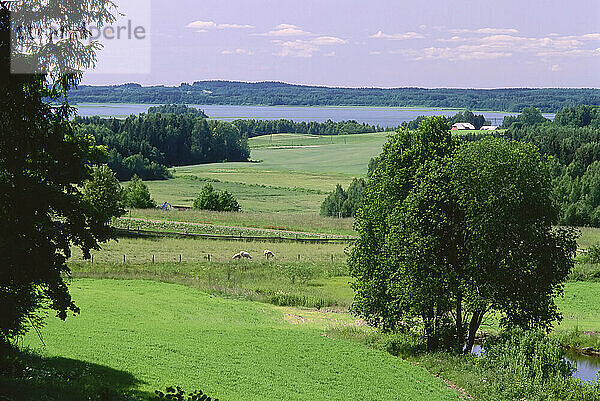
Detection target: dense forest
<box><xmin>231</xmin><ymin>119</ymin><xmax>390</xmax><ymax>137</ymax></box>
<box><xmin>68</xmin><ymin>81</ymin><xmax>600</xmax><ymax>113</ymax></box>
<box><xmin>76</xmin><ymin>109</ymin><xmax>249</xmax><ymax>180</ymax></box>
<box><xmin>500</xmin><ymin>106</ymin><xmax>600</xmax><ymax>226</ymax></box>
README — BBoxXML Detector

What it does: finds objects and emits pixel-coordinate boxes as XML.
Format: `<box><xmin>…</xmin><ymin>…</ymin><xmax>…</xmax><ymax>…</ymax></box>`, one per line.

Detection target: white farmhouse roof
<box><xmin>480</xmin><ymin>126</ymin><xmax>499</xmax><ymax>130</ymax></box>
<box><xmin>452</xmin><ymin>123</ymin><xmax>476</xmax><ymax>130</ymax></box>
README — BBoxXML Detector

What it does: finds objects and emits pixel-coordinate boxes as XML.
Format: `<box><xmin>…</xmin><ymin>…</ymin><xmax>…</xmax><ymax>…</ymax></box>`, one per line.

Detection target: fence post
<box><xmin>123</xmin><ymin>254</ymin><xmax>126</xmax><ymax>263</ymax></box>
<box><xmin>297</xmin><ymin>254</ymin><xmax>300</xmax><ymax>261</ymax></box>
<box><xmin>179</xmin><ymin>254</ymin><xmax>182</xmax><ymax>263</ymax></box>
<box><xmin>331</xmin><ymin>254</ymin><xmax>334</xmax><ymax>263</ymax></box>
<box><xmin>208</xmin><ymin>254</ymin><xmax>211</xmax><ymax>262</ymax></box>
<box><xmin>152</xmin><ymin>254</ymin><xmax>155</xmax><ymax>263</ymax></box>
<box><xmin>91</xmin><ymin>254</ymin><xmax>93</xmax><ymax>264</ymax></box>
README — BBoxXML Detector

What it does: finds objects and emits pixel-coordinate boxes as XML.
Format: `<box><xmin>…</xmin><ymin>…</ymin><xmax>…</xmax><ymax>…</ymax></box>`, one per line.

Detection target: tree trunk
<box><xmin>464</xmin><ymin>310</ymin><xmax>484</xmax><ymax>354</ymax></box>
<box><xmin>456</xmin><ymin>293</ymin><xmax>464</xmax><ymax>350</ymax></box>
<box><xmin>424</xmin><ymin>306</ymin><xmax>438</xmax><ymax>351</ymax></box>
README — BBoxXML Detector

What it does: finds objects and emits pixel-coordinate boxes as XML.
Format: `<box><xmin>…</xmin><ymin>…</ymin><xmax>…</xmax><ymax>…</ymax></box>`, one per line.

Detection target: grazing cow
<box><xmin>232</xmin><ymin>253</ymin><xmax>242</xmax><ymax>260</ymax></box>
<box><xmin>240</xmin><ymin>251</ymin><xmax>252</xmax><ymax>259</ymax></box>
<box><xmin>264</xmin><ymin>250</ymin><xmax>275</xmax><ymax>259</ymax></box>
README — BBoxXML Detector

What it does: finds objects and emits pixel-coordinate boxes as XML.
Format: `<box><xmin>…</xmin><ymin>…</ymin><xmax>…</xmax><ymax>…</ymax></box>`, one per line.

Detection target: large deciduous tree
<box><xmin>349</xmin><ymin>118</ymin><xmax>577</xmax><ymax>352</ymax></box>
<box><xmin>0</xmin><ymin>0</ymin><xmax>118</xmax><ymax>346</ymax></box>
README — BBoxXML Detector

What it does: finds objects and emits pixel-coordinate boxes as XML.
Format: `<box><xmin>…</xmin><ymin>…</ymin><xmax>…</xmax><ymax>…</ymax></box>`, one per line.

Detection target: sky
<box><xmin>81</xmin><ymin>0</ymin><xmax>600</xmax><ymax>88</ymax></box>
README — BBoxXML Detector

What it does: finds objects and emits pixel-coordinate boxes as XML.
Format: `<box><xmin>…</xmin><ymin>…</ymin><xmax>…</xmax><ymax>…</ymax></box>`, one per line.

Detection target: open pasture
<box><xmin>140</xmin><ymin>176</ymin><xmax>326</xmax><ymax>213</ymax></box>
<box><xmin>177</xmin><ymin>132</ymin><xmax>391</xmax><ymax>185</ymax></box>
<box><xmin>126</xmin><ymin>208</ymin><xmax>355</xmax><ymax>236</ymax></box>
<box><xmin>16</xmin><ymin>279</ymin><xmax>462</xmax><ymax>401</ymax></box>
<box><xmin>73</xmin><ymin>236</ymin><xmax>349</xmax><ymax>264</ymax></box>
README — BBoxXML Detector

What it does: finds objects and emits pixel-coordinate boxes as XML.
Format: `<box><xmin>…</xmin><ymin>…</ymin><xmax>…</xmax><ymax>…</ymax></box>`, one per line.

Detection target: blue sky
<box><xmin>82</xmin><ymin>0</ymin><xmax>600</xmax><ymax>88</ymax></box>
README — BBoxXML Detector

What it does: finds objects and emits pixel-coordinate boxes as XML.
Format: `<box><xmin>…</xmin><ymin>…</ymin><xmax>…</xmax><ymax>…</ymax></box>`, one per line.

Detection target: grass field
<box><xmin>74</xmin><ymin>236</ymin><xmax>349</xmax><ymax>264</ymax></box>
<box><xmin>70</xmin><ymin>236</ymin><xmax>600</xmax><ymax>332</ymax></box>
<box><xmin>70</xmin><ymin>236</ymin><xmax>352</xmax><ymax>309</ymax></box>
<box><xmin>125</xmin><ymin>208</ymin><xmax>355</xmax><ymax>236</ymax></box>
<box><xmin>130</xmin><ymin>132</ymin><xmax>391</xmax><ymax>215</ymax></box>
<box><xmin>556</xmin><ymin>282</ymin><xmax>600</xmax><ymax>332</ymax></box>
<box><xmin>14</xmin><ymin>279</ymin><xmax>462</xmax><ymax>401</ymax></box>
<box><xmin>141</xmin><ymin>176</ymin><xmax>326</xmax><ymax>213</ymax></box>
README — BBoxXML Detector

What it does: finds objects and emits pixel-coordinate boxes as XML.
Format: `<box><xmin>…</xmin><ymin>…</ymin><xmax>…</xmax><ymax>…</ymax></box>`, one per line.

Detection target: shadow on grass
<box><xmin>0</xmin><ymin>347</ymin><xmax>152</xmax><ymax>401</ymax></box>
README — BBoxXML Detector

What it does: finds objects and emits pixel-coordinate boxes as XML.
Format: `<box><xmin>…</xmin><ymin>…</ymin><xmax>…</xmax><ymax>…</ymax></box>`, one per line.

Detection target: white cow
<box><xmin>240</xmin><ymin>251</ymin><xmax>252</xmax><ymax>259</ymax></box>
<box><xmin>264</xmin><ymin>250</ymin><xmax>275</xmax><ymax>259</ymax></box>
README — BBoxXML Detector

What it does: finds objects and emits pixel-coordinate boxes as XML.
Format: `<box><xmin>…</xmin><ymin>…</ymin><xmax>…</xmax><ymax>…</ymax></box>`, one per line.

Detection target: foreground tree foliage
<box><xmin>0</xmin><ymin>1</ymin><xmax>119</xmax><ymax>346</ymax></box>
<box><xmin>349</xmin><ymin>117</ymin><xmax>577</xmax><ymax>352</ymax></box>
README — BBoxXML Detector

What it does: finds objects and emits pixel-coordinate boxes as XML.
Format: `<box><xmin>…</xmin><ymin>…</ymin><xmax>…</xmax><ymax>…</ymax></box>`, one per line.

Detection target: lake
<box><xmin>74</xmin><ymin>103</ymin><xmax>555</xmax><ymax>128</ymax></box>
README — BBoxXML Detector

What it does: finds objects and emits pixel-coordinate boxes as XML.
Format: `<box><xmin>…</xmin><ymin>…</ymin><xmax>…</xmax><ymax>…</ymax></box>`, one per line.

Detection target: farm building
<box><xmin>451</xmin><ymin>122</ymin><xmax>476</xmax><ymax>130</ymax></box>
<box><xmin>480</xmin><ymin>125</ymin><xmax>499</xmax><ymax>130</ymax></box>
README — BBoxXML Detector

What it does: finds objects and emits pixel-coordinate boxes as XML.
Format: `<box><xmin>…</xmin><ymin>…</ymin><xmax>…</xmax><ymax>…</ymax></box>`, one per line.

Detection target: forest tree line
<box><xmin>502</xmin><ymin>105</ymin><xmax>600</xmax><ymax>226</ymax></box>
<box><xmin>76</xmin><ymin>108</ymin><xmax>249</xmax><ymax>180</ymax></box>
<box><xmin>68</xmin><ymin>81</ymin><xmax>600</xmax><ymax>113</ymax></box>
<box><xmin>231</xmin><ymin>119</ymin><xmax>389</xmax><ymax>137</ymax></box>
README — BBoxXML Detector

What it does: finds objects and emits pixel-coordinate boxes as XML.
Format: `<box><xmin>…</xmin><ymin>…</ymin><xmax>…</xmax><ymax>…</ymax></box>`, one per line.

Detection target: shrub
<box><xmin>478</xmin><ymin>329</ymin><xmax>600</xmax><ymax>401</ymax></box>
<box><xmin>587</xmin><ymin>244</ymin><xmax>600</xmax><ymax>264</ymax></box>
<box><xmin>122</xmin><ymin>175</ymin><xmax>156</xmax><ymax>209</ymax></box>
<box><xmin>154</xmin><ymin>386</ymin><xmax>218</xmax><ymax>401</ymax></box>
<box><xmin>193</xmin><ymin>184</ymin><xmax>240</xmax><ymax>212</ymax></box>
<box><xmin>480</xmin><ymin>329</ymin><xmax>574</xmax><ymax>380</ymax></box>
<box><xmin>320</xmin><ymin>178</ymin><xmax>366</xmax><ymax>218</ymax></box>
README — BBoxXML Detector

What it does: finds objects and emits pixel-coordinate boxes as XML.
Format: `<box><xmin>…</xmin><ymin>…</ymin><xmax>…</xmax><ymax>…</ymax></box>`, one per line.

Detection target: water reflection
<box><xmin>470</xmin><ymin>344</ymin><xmax>599</xmax><ymax>383</ymax></box>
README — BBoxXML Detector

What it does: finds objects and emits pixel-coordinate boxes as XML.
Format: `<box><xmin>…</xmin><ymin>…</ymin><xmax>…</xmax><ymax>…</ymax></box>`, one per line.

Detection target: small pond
<box><xmin>471</xmin><ymin>344</ymin><xmax>600</xmax><ymax>383</ymax></box>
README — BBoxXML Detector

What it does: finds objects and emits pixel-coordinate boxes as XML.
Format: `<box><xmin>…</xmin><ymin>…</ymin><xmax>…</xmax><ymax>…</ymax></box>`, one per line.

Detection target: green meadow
<box><xmin>13</xmin><ymin>279</ymin><xmax>462</xmax><ymax>401</ymax></box>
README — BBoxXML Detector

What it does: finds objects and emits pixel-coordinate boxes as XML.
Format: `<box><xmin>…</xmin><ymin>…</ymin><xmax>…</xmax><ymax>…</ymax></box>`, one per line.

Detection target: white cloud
<box><xmin>221</xmin><ymin>48</ymin><xmax>254</xmax><ymax>55</ymax></box>
<box><xmin>437</xmin><ymin>36</ymin><xmax>469</xmax><ymax>43</ymax></box>
<box><xmin>185</xmin><ymin>20</ymin><xmax>254</xmax><ymax>30</ymax></box>
<box><xmin>254</xmin><ymin>24</ymin><xmax>312</xmax><ymax>37</ymax></box>
<box><xmin>272</xmin><ymin>35</ymin><xmax>347</xmax><ymax>57</ymax></box>
<box><xmin>218</xmin><ymin>23</ymin><xmax>254</xmax><ymax>29</ymax></box>
<box><xmin>312</xmin><ymin>36</ymin><xmax>347</xmax><ymax>45</ymax></box>
<box><xmin>400</xmin><ymin>31</ymin><xmax>600</xmax><ymax>62</ymax></box>
<box><xmin>391</xmin><ymin>46</ymin><xmax>512</xmax><ymax>61</ymax></box>
<box><xmin>273</xmin><ymin>40</ymin><xmax>319</xmax><ymax>57</ymax></box>
<box><xmin>276</xmin><ymin>24</ymin><xmax>300</xmax><ymax>30</ymax></box>
<box><xmin>449</xmin><ymin>27</ymin><xmax>519</xmax><ymax>35</ymax></box>
<box><xmin>551</xmin><ymin>64</ymin><xmax>562</xmax><ymax>72</ymax></box>
<box><xmin>186</xmin><ymin>21</ymin><xmax>216</xmax><ymax>29</ymax></box>
<box><xmin>370</xmin><ymin>51</ymin><xmax>382</xmax><ymax>55</ymax></box>
<box><xmin>371</xmin><ymin>31</ymin><xmax>425</xmax><ymax>40</ymax></box>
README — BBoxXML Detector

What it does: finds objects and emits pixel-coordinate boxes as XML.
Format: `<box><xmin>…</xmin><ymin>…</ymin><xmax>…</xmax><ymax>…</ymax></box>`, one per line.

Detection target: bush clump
<box><xmin>320</xmin><ymin>178</ymin><xmax>366</xmax><ymax>218</ymax></box>
<box><xmin>154</xmin><ymin>385</ymin><xmax>218</xmax><ymax>401</ymax></box>
<box><xmin>122</xmin><ymin>175</ymin><xmax>156</xmax><ymax>209</ymax></box>
<box><xmin>193</xmin><ymin>184</ymin><xmax>240</xmax><ymax>212</ymax></box>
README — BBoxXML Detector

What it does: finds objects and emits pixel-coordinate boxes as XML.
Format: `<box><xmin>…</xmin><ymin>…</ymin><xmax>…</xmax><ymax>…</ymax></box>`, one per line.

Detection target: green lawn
<box><xmin>556</xmin><ymin>282</ymin><xmax>600</xmax><ymax>332</ymax></box>
<box><xmin>574</xmin><ymin>227</ymin><xmax>600</xmax><ymax>249</ymax></box>
<box><xmin>18</xmin><ymin>279</ymin><xmax>461</xmax><ymax>401</ymax></box>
